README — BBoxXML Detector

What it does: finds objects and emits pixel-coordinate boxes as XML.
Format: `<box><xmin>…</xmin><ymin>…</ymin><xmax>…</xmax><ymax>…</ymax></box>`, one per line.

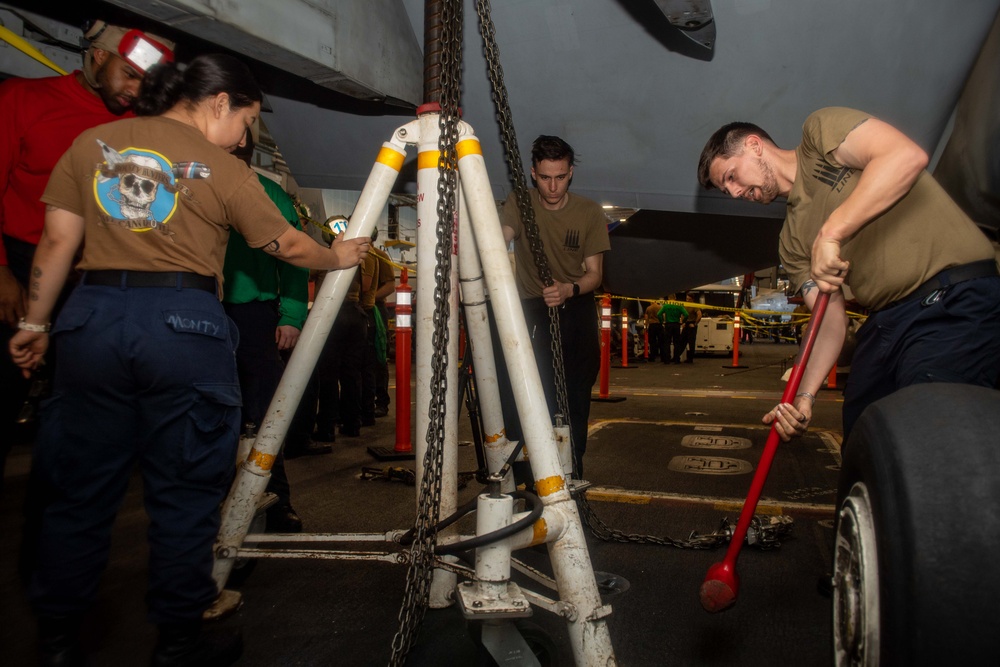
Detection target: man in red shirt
<box><xmin>0</xmin><ymin>21</ymin><xmax>175</xmax><ymax>453</ymax></box>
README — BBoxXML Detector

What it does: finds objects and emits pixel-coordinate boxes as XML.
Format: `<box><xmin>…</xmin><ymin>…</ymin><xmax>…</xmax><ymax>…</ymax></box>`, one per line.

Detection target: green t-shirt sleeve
<box><xmin>260</xmin><ymin>176</ymin><xmax>309</xmax><ymax>329</ymax></box>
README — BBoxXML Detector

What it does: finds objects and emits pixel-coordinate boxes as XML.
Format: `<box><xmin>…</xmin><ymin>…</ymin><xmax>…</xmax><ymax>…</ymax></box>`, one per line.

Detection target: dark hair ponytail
<box><xmin>134</xmin><ymin>53</ymin><xmax>262</xmax><ymax>117</ymax></box>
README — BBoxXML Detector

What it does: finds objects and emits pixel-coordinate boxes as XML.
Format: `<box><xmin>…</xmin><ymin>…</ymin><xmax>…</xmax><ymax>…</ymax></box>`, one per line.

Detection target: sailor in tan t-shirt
<box><xmin>698</xmin><ymin>107</ymin><xmax>1000</xmax><ymax>442</ymax></box>
<box><xmin>499</xmin><ymin>135</ymin><xmax>610</xmax><ymax>478</ymax></box>
<box><xmin>9</xmin><ymin>54</ymin><xmax>368</xmax><ymax>665</ymax></box>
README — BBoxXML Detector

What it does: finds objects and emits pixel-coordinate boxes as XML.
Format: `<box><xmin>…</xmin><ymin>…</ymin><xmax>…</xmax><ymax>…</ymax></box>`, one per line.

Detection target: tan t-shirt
<box><xmin>372</xmin><ymin>245</ymin><xmax>394</xmax><ymax>306</ymax></box>
<box><xmin>500</xmin><ymin>189</ymin><xmax>611</xmax><ymax>299</ymax></box>
<box><xmin>42</xmin><ymin>115</ymin><xmax>290</xmax><ymax>292</ymax></box>
<box><xmin>359</xmin><ymin>252</ymin><xmax>378</xmax><ymax>310</ymax></box>
<box><xmin>779</xmin><ymin>107</ymin><xmax>996</xmax><ymax>310</ymax></box>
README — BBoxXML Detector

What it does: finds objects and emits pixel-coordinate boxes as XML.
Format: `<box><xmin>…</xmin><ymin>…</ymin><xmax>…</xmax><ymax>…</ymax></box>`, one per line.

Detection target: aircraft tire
<box><xmin>833</xmin><ymin>383</ymin><xmax>1000</xmax><ymax>666</ymax></box>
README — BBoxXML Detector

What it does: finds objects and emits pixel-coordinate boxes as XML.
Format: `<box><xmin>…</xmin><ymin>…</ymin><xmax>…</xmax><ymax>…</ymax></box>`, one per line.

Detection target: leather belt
<box><xmin>882</xmin><ymin>259</ymin><xmax>998</xmax><ymax>310</ymax></box>
<box><xmin>82</xmin><ymin>270</ymin><xmax>217</xmax><ymax>294</ymax></box>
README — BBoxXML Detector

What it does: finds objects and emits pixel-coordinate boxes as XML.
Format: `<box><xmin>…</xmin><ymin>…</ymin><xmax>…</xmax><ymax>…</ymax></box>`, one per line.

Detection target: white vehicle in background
<box><xmin>695</xmin><ymin>316</ymin><xmax>734</xmax><ymax>355</ymax></box>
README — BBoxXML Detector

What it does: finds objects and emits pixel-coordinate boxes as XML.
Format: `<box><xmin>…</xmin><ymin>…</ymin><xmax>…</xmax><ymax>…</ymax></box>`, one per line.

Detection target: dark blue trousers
<box><xmin>843</xmin><ymin>275</ymin><xmax>1000</xmax><ymax>442</ymax></box>
<box><xmin>224</xmin><ymin>299</ymin><xmax>291</xmax><ymax>506</ymax></box>
<box><xmin>647</xmin><ymin>322</ymin><xmax>665</xmax><ymax>362</ymax></box>
<box><xmin>29</xmin><ymin>281</ymin><xmax>241</xmax><ymax>624</ymax></box>
<box><xmin>290</xmin><ymin>303</ymin><xmax>366</xmax><ymax>440</ymax></box>
<box><xmin>500</xmin><ymin>296</ymin><xmax>600</xmax><ymax>477</ymax></box>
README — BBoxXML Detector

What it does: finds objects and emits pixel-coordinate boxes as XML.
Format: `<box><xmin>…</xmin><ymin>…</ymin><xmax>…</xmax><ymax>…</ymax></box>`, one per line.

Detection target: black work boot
<box><xmin>37</xmin><ymin>616</ymin><xmax>87</xmax><ymax>667</ymax></box>
<box><xmin>150</xmin><ymin>621</ymin><xmax>243</xmax><ymax>667</ymax></box>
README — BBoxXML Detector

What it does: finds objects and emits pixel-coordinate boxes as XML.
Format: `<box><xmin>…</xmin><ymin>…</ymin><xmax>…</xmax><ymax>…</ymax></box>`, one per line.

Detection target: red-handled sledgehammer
<box><xmin>699</xmin><ymin>291</ymin><xmax>831</xmax><ymax>613</ymax></box>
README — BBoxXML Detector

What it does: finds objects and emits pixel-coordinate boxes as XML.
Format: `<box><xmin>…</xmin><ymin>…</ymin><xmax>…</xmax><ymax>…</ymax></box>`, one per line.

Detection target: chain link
<box><xmin>389</xmin><ymin>0</ymin><xmax>463</xmax><ymax>663</ymax></box>
<box><xmin>475</xmin><ymin>0</ymin><xmax>574</xmax><ymax>470</ymax></box>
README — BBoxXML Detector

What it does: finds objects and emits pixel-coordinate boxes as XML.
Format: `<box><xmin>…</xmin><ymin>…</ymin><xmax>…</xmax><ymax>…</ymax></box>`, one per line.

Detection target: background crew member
<box><xmin>0</xmin><ymin>20</ymin><xmax>175</xmax><ymax>481</ymax></box>
<box><xmin>698</xmin><ymin>107</ymin><xmax>1000</xmax><ymax>443</ymax></box>
<box><xmin>500</xmin><ymin>135</ymin><xmax>610</xmax><ymax>477</ymax></box>
<box><xmin>682</xmin><ymin>295</ymin><xmax>702</xmax><ymax>363</ymax></box>
<box><xmin>8</xmin><ymin>53</ymin><xmax>369</xmax><ymax>667</ymax></box>
<box><xmin>643</xmin><ymin>299</ymin><xmax>665</xmax><ymax>363</ymax></box>
<box><xmin>656</xmin><ymin>295</ymin><xmax>687</xmax><ymax>364</ymax></box>
<box><xmin>371</xmin><ymin>232</ymin><xmax>396</xmax><ymax>417</ymax></box>
<box><xmin>288</xmin><ymin>215</ymin><xmax>370</xmax><ymax>444</ymax></box>
<box><xmin>223</xmin><ymin>132</ymin><xmax>310</xmax><ymax>532</ymax></box>
<box><xmin>358</xmin><ymin>233</ymin><xmax>380</xmax><ymax>427</ymax></box>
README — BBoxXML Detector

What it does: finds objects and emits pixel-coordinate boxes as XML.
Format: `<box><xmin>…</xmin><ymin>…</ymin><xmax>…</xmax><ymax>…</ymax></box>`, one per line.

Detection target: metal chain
<box><xmin>388</xmin><ymin>0</ymin><xmax>462</xmax><ymax>663</ymax></box>
<box><xmin>475</xmin><ymin>0</ymin><xmax>574</xmax><ymax>469</ymax></box>
<box><xmin>580</xmin><ymin>504</ymin><xmax>794</xmax><ymax>550</ymax></box>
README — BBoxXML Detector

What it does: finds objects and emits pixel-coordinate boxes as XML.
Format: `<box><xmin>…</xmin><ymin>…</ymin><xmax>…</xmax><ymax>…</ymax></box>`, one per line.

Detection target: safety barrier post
<box><xmin>393</xmin><ymin>270</ymin><xmax>413</xmax><ymax>452</ymax></box>
<box><xmin>723</xmin><ymin>311</ymin><xmax>748</xmax><ymax>369</ymax></box>
<box><xmin>643</xmin><ymin>324</ymin><xmax>649</xmax><ymax>361</ymax></box>
<box><xmin>368</xmin><ymin>269</ymin><xmax>413</xmax><ymax>460</ymax></box>
<box><xmin>593</xmin><ymin>296</ymin><xmax>626</xmax><ymax>402</ymax></box>
<box><xmin>620</xmin><ymin>307</ymin><xmax>629</xmax><ymax>368</ymax></box>
<box><xmin>827</xmin><ymin>363</ymin><xmax>837</xmax><ymax>390</ymax></box>
<box><xmin>600</xmin><ymin>297</ymin><xmax>611</xmax><ymax>394</ymax></box>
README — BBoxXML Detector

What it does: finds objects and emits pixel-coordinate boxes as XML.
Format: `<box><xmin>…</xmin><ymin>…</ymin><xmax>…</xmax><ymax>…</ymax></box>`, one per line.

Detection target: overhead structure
<box><xmin>103</xmin><ymin>0</ymin><xmax>423</xmax><ymax>105</ymax></box>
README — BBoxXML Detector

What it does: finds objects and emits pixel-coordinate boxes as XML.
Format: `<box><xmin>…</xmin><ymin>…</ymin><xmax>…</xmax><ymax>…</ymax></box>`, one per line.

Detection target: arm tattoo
<box><xmin>30</xmin><ymin>266</ymin><xmax>41</xmax><ymax>301</ymax></box>
<box><xmin>801</xmin><ymin>280</ymin><xmax>818</xmax><ymax>296</ymax></box>
<box><xmin>264</xmin><ymin>239</ymin><xmax>282</xmax><ymax>255</ymax></box>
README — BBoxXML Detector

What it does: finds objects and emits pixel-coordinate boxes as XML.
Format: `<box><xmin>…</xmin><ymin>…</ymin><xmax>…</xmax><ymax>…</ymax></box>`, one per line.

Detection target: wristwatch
<box><xmin>572</xmin><ymin>282</ymin><xmax>580</xmax><ymax>297</ymax></box>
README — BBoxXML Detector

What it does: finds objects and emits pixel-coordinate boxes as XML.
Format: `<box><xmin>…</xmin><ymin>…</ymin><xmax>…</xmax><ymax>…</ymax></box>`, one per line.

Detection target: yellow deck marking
<box><xmin>585</xmin><ymin>486</ymin><xmax>834</xmax><ymax>516</ymax></box>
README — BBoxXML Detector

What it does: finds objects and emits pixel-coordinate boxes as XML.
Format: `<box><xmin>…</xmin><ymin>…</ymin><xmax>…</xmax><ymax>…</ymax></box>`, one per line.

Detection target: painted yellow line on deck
<box><xmin>585</xmin><ymin>486</ymin><xmax>835</xmax><ymax>516</ymax></box>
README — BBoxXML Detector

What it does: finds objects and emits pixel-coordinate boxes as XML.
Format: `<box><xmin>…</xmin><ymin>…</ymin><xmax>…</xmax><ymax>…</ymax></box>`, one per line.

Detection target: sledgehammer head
<box><xmin>700</xmin><ymin>561</ymin><xmax>739</xmax><ymax>612</ymax></box>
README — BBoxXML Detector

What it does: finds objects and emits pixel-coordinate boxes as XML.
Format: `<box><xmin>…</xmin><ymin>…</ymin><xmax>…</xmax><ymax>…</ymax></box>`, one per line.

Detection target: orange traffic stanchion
<box><xmin>617</xmin><ymin>307</ymin><xmax>636</xmax><ymax>369</ymax></box>
<box><xmin>621</xmin><ymin>308</ymin><xmax>628</xmax><ymax>367</ymax></box>
<box><xmin>723</xmin><ymin>311</ymin><xmax>748</xmax><ymax>369</ymax></box>
<box><xmin>593</xmin><ymin>296</ymin><xmax>626</xmax><ymax>402</ymax></box>
<box><xmin>826</xmin><ymin>363</ymin><xmax>838</xmax><ymax>390</ymax></box>
<box><xmin>368</xmin><ymin>269</ymin><xmax>414</xmax><ymax>461</ymax></box>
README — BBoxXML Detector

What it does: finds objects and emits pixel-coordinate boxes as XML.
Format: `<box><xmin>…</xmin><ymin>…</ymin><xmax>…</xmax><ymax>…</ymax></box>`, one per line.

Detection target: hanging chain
<box><xmin>475</xmin><ymin>0</ymin><xmax>574</xmax><ymax>468</ymax></box>
<box><xmin>388</xmin><ymin>0</ymin><xmax>463</xmax><ymax>663</ymax></box>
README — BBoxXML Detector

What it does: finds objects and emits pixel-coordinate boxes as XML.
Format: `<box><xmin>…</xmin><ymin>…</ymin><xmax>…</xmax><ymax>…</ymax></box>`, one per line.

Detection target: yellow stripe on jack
<box><xmin>484</xmin><ymin>429</ymin><xmax>506</xmax><ymax>444</ymax></box>
<box><xmin>248</xmin><ymin>448</ymin><xmax>276</xmax><ymax>471</ymax></box>
<box><xmin>531</xmin><ymin>518</ymin><xmax>548</xmax><ymax>546</ymax></box>
<box><xmin>376</xmin><ymin>146</ymin><xmax>405</xmax><ymax>171</ymax></box>
<box><xmin>457</xmin><ymin>139</ymin><xmax>482</xmax><ymax>158</ymax></box>
<box><xmin>418</xmin><ymin>139</ymin><xmax>480</xmax><ymax>169</ymax></box>
<box><xmin>418</xmin><ymin>150</ymin><xmax>440</xmax><ymax>170</ymax></box>
<box><xmin>535</xmin><ymin>475</ymin><xmax>565</xmax><ymax>497</ymax></box>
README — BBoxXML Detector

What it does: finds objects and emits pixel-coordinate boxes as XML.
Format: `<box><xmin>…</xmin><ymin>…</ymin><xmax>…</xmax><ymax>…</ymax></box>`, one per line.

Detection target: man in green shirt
<box><xmin>657</xmin><ymin>295</ymin><xmax>688</xmax><ymax>364</ymax></box>
<box><xmin>223</xmin><ymin>133</ymin><xmax>313</xmax><ymax>532</ymax></box>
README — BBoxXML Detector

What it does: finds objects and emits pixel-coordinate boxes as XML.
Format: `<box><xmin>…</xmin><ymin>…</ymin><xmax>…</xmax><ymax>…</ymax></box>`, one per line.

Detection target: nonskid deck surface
<box><xmin>1</xmin><ymin>341</ymin><xmax>841</xmax><ymax>666</ymax></box>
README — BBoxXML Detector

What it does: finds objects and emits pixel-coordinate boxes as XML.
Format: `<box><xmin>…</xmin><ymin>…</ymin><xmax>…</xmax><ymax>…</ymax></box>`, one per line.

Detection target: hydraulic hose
<box><xmin>399</xmin><ymin>489</ymin><xmax>543</xmax><ymax>555</ymax></box>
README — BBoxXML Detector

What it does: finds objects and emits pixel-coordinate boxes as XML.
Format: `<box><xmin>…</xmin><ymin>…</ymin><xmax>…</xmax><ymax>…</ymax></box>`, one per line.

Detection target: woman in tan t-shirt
<box><xmin>9</xmin><ymin>53</ymin><xmax>369</xmax><ymax>666</ymax></box>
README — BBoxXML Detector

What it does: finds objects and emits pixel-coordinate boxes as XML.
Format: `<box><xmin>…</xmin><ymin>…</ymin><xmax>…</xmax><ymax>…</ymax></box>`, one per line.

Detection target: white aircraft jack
<box><xmin>208</xmin><ymin>107</ymin><xmax>618</xmax><ymax>666</ymax></box>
